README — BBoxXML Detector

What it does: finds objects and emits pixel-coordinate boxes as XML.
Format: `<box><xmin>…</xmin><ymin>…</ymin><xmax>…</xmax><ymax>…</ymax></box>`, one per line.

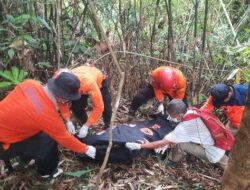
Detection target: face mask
<box><xmin>167</xmin><ymin>115</ymin><xmax>181</xmax><ymax>123</ymax></box>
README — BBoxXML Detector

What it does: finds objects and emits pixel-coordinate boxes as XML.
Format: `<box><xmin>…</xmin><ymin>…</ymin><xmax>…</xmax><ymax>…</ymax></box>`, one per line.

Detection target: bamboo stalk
<box><xmin>196</xmin><ymin>0</ymin><xmax>209</xmax><ymax>103</ymax></box>
<box><xmin>219</xmin><ymin>0</ymin><xmax>240</xmax><ymax>46</ymax></box>
<box><xmin>191</xmin><ymin>0</ymin><xmax>199</xmax><ymax>105</ymax></box>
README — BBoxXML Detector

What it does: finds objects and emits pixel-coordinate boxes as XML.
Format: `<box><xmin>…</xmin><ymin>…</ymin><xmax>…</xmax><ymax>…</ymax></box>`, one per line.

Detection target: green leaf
<box><xmin>35</xmin><ymin>16</ymin><xmax>51</xmax><ymax>32</ymax></box>
<box><xmin>11</xmin><ymin>66</ymin><xmax>19</xmax><ymax>82</ymax></box>
<box><xmin>64</xmin><ymin>169</ymin><xmax>93</xmax><ymax>178</ymax></box>
<box><xmin>0</xmin><ymin>70</ymin><xmax>14</xmax><ymax>82</ymax></box>
<box><xmin>18</xmin><ymin>70</ymin><xmax>28</xmax><ymax>81</ymax></box>
<box><xmin>15</xmin><ymin>14</ymin><xmax>30</xmax><ymax>25</ymax></box>
<box><xmin>8</xmin><ymin>48</ymin><xmax>15</xmax><ymax>59</ymax></box>
<box><xmin>6</xmin><ymin>15</ymin><xmax>15</xmax><ymax>24</ymax></box>
<box><xmin>244</xmin><ymin>28</ymin><xmax>250</xmax><ymax>34</ymax></box>
<box><xmin>0</xmin><ymin>81</ymin><xmax>13</xmax><ymax>89</ymax></box>
<box><xmin>20</xmin><ymin>34</ymin><xmax>39</xmax><ymax>48</ymax></box>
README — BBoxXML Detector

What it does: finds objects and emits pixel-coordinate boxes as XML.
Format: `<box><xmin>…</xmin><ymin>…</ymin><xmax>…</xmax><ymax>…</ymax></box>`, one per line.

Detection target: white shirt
<box><xmin>164</xmin><ymin>110</ymin><xmax>225</xmax><ymax>163</ymax></box>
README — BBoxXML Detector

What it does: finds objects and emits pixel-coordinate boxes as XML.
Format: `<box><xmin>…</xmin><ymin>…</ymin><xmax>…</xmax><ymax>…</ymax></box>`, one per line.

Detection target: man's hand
<box><xmin>157</xmin><ymin>103</ymin><xmax>164</xmax><ymax>114</ymax></box>
<box><xmin>66</xmin><ymin>121</ymin><xmax>76</xmax><ymax>134</ymax></box>
<box><xmin>85</xmin><ymin>145</ymin><xmax>96</xmax><ymax>159</ymax></box>
<box><xmin>78</xmin><ymin>124</ymin><xmax>89</xmax><ymax>138</ymax></box>
<box><xmin>125</xmin><ymin>142</ymin><xmax>141</xmax><ymax>150</ymax></box>
<box><xmin>154</xmin><ymin>145</ymin><xmax>169</xmax><ymax>154</ymax></box>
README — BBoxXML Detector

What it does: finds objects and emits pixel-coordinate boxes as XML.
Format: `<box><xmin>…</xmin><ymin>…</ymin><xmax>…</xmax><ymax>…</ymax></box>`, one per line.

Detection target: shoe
<box><xmin>41</xmin><ymin>168</ymin><xmax>63</xmax><ymax>178</ymax></box>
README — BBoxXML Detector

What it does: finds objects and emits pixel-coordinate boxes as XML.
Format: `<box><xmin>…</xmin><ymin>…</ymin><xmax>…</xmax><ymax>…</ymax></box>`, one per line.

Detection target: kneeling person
<box><xmin>126</xmin><ymin>99</ymin><xmax>229</xmax><ymax>169</ymax></box>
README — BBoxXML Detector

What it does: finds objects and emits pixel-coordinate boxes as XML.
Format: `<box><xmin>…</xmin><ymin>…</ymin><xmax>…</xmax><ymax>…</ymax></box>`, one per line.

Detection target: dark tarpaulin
<box><xmin>78</xmin><ymin>115</ymin><xmax>174</xmax><ymax>164</ymax></box>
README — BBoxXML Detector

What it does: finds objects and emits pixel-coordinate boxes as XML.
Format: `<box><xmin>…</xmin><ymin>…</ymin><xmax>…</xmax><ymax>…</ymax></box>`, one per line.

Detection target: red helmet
<box><xmin>159</xmin><ymin>69</ymin><xmax>177</xmax><ymax>92</ymax></box>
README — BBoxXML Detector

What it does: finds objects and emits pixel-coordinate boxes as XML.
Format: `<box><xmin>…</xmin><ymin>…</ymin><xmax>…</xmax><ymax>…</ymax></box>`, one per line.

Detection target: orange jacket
<box><xmin>151</xmin><ymin>66</ymin><xmax>187</xmax><ymax>101</ymax></box>
<box><xmin>60</xmin><ymin>66</ymin><xmax>105</xmax><ymax>125</ymax></box>
<box><xmin>0</xmin><ymin>80</ymin><xmax>87</xmax><ymax>153</ymax></box>
<box><xmin>201</xmin><ymin>96</ymin><xmax>244</xmax><ymax>128</ymax></box>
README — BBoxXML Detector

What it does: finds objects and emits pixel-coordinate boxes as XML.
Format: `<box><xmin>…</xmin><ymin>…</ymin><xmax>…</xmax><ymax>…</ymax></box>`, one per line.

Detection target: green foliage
<box><xmin>0</xmin><ymin>66</ymin><xmax>28</xmax><ymax>89</ymax></box>
<box><xmin>7</xmin><ymin>48</ymin><xmax>15</xmax><ymax>59</ymax></box>
<box><xmin>65</xmin><ymin>169</ymin><xmax>93</xmax><ymax>178</ymax></box>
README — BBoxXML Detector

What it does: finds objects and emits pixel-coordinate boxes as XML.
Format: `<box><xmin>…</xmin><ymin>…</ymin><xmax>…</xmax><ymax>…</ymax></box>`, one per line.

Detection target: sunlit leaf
<box><xmin>0</xmin><ymin>81</ymin><xmax>13</xmax><ymax>89</ymax></box>
<box><xmin>11</xmin><ymin>66</ymin><xmax>19</xmax><ymax>82</ymax></box>
<box><xmin>0</xmin><ymin>70</ymin><xmax>13</xmax><ymax>82</ymax></box>
<box><xmin>8</xmin><ymin>48</ymin><xmax>15</xmax><ymax>59</ymax></box>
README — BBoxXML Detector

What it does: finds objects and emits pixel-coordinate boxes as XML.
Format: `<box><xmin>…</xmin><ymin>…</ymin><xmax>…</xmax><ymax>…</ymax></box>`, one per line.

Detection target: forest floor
<box><xmin>0</xmin><ymin>99</ymin><xmax>223</xmax><ymax>190</ymax></box>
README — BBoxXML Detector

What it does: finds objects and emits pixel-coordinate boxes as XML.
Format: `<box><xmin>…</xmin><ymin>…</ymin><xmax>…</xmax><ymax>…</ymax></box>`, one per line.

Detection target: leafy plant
<box><xmin>64</xmin><ymin>169</ymin><xmax>93</xmax><ymax>178</ymax></box>
<box><xmin>0</xmin><ymin>66</ymin><xmax>28</xmax><ymax>89</ymax></box>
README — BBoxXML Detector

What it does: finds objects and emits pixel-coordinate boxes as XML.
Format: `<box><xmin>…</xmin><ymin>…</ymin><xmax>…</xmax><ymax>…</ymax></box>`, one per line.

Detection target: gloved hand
<box><xmin>157</xmin><ymin>103</ymin><xmax>164</xmax><ymax>114</ymax></box>
<box><xmin>154</xmin><ymin>145</ymin><xmax>169</xmax><ymax>154</ymax></box>
<box><xmin>85</xmin><ymin>145</ymin><xmax>96</xmax><ymax>159</ymax></box>
<box><xmin>125</xmin><ymin>142</ymin><xmax>141</xmax><ymax>150</ymax></box>
<box><xmin>167</xmin><ymin>115</ymin><xmax>180</xmax><ymax>123</ymax></box>
<box><xmin>78</xmin><ymin>124</ymin><xmax>89</xmax><ymax>138</ymax></box>
<box><xmin>66</xmin><ymin>121</ymin><xmax>76</xmax><ymax>134</ymax></box>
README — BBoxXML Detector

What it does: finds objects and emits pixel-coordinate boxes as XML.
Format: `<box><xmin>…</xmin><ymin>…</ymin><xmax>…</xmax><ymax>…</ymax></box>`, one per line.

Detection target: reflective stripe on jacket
<box><xmin>0</xmin><ymin>80</ymin><xmax>87</xmax><ymax>153</ymax></box>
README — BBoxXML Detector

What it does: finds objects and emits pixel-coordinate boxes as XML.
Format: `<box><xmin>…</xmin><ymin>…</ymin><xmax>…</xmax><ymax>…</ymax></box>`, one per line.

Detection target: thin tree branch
<box><xmin>86</xmin><ymin>1</ymin><xmax>125</xmax><ymax>189</ymax></box>
<box><xmin>219</xmin><ymin>0</ymin><xmax>240</xmax><ymax>46</ymax></box>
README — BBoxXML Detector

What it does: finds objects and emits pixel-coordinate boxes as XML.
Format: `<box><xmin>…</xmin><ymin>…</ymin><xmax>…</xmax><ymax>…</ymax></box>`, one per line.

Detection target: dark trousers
<box><xmin>71</xmin><ymin>79</ymin><xmax>112</xmax><ymax>126</ymax></box>
<box><xmin>130</xmin><ymin>83</ymin><xmax>188</xmax><ymax>112</ymax></box>
<box><xmin>0</xmin><ymin>133</ymin><xmax>59</xmax><ymax>176</ymax></box>
<box><xmin>130</xmin><ymin>84</ymin><xmax>156</xmax><ymax>113</ymax></box>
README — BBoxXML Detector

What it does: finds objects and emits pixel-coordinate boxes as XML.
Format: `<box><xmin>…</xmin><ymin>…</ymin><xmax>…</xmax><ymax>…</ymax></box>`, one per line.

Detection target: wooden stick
<box><xmin>198</xmin><ymin>173</ymin><xmax>221</xmax><ymax>182</ymax></box>
<box><xmin>85</xmin><ymin>1</ymin><xmax>125</xmax><ymax>189</ymax></box>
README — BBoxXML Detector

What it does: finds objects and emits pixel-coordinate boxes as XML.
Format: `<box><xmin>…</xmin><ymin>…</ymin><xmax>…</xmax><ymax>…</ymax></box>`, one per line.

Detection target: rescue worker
<box><xmin>129</xmin><ymin>66</ymin><xmax>187</xmax><ymax>116</ymax></box>
<box><xmin>55</xmin><ymin>66</ymin><xmax>112</xmax><ymax>139</ymax></box>
<box><xmin>201</xmin><ymin>83</ymin><xmax>248</xmax><ymax>135</ymax></box>
<box><xmin>0</xmin><ymin>72</ymin><xmax>96</xmax><ymax>178</ymax></box>
<box><xmin>126</xmin><ymin>99</ymin><xmax>229</xmax><ymax>169</ymax></box>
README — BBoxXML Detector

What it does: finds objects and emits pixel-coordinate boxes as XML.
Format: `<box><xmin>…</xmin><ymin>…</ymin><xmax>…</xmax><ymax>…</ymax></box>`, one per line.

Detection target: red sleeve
<box><xmin>201</xmin><ymin>96</ymin><xmax>214</xmax><ymax>111</ymax></box>
<box><xmin>38</xmin><ymin>112</ymin><xmax>87</xmax><ymax>153</ymax></box>
<box><xmin>58</xmin><ymin>102</ymin><xmax>71</xmax><ymax>121</ymax></box>
<box><xmin>85</xmin><ymin>82</ymin><xmax>104</xmax><ymax>125</ymax></box>
<box><xmin>152</xmin><ymin>82</ymin><xmax>164</xmax><ymax>102</ymax></box>
<box><xmin>151</xmin><ymin>69</ymin><xmax>164</xmax><ymax>102</ymax></box>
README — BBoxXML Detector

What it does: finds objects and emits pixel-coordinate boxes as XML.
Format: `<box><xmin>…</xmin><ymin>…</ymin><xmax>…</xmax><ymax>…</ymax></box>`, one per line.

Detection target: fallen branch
<box><xmin>197</xmin><ymin>173</ymin><xmax>221</xmax><ymax>182</ymax></box>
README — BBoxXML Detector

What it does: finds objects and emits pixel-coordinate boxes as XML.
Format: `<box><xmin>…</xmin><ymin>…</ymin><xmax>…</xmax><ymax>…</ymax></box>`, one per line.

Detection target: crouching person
<box><xmin>126</xmin><ymin>99</ymin><xmax>232</xmax><ymax>169</ymax></box>
<box><xmin>0</xmin><ymin>72</ymin><xmax>96</xmax><ymax>178</ymax></box>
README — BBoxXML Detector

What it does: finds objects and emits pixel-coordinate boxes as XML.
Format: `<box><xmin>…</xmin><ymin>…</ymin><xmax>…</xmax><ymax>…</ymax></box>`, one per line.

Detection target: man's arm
<box><xmin>141</xmin><ymin>139</ymin><xmax>173</xmax><ymax>149</ymax></box>
<box><xmin>126</xmin><ymin>139</ymin><xmax>175</xmax><ymax>150</ymax></box>
<box><xmin>86</xmin><ymin>83</ymin><xmax>104</xmax><ymax>125</ymax></box>
<box><xmin>201</xmin><ymin>96</ymin><xmax>214</xmax><ymax>111</ymax></box>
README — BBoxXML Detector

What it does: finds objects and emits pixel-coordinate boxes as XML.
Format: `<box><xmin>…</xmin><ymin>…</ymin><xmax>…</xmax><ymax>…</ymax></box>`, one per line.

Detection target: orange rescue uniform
<box><xmin>151</xmin><ymin>66</ymin><xmax>187</xmax><ymax>101</ymax></box>
<box><xmin>60</xmin><ymin>66</ymin><xmax>105</xmax><ymax>125</ymax></box>
<box><xmin>201</xmin><ymin>96</ymin><xmax>244</xmax><ymax>129</ymax></box>
<box><xmin>0</xmin><ymin>80</ymin><xmax>87</xmax><ymax>153</ymax></box>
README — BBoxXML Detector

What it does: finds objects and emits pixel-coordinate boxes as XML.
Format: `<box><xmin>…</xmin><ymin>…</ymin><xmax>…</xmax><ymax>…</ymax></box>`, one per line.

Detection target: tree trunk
<box><xmin>221</xmin><ymin>85</ymin><xmax>250</xmax><ymax>190</ymax></box>
<box><xmin>150</xmin><ymin>0</ymin><xmax>160</xmax><ymax>56</ymax></box>
<box><xmin>196</xmin><ymin>0</ymin><xmax>209</xmax><ymax>103</ymax></box>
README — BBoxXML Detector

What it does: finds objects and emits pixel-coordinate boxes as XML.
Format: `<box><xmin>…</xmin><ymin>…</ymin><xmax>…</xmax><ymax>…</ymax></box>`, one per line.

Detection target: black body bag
<box><xmin>78</xmin><ymin>115</ymin><xmax>173</xmax><ymax>164</ymax></box>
